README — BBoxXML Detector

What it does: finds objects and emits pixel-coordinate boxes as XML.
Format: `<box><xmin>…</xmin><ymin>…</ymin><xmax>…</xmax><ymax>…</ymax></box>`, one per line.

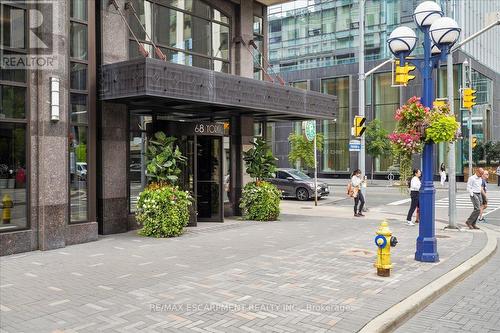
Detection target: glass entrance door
<box><xmin>196</xmin><ymin>136</ymin><xmax>223</xmax><ymax>221</ymax></box>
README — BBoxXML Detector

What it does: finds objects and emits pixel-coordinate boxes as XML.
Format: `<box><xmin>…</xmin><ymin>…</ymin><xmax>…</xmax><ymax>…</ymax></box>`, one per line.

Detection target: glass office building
<box><xmin>268</xmin><ymin>0</ymin><xmax>500</xmax><ymax>177</ymax></box>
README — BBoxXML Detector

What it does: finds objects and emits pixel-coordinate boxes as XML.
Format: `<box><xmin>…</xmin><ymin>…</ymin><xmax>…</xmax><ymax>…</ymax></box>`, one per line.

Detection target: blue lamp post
<box><xmin>387</xmin><ymin>1</ymin><xmax>460</xmax><ymax>262</ymax></box>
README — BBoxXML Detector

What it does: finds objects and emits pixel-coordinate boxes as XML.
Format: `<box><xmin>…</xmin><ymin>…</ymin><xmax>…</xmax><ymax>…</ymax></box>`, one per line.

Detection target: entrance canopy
<box><xmin>99</xmin><ymin>58</ymin><xmax>337</xmax><ymax>121</ymax></box>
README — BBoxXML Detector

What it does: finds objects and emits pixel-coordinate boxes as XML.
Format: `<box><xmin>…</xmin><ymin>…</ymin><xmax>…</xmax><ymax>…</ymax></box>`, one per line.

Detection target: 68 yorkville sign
<box><xmin>0</xmin><ymin>1</ymin><xmax>58</xmax><ymax>70</ymax></box>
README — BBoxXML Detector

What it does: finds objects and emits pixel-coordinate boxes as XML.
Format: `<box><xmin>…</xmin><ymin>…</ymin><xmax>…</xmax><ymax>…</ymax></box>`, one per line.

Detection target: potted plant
<box><xmin>239</xmin><ymin>137</ymin><xmax>281</xmax><ymax>221</ymax></box>
<box><xmin>135</xmin><ymin>132</ymin><xmax>192</xmax><ymax>237</ymax></box>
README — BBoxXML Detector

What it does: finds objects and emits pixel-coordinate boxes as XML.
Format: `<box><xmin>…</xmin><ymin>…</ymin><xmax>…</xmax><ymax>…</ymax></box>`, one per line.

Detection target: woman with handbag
<box><xmin>350</xmin><ymin>169</ymin><xmax>365</xmax><ymax>217</ymax></box>
<box><xmin>406</xmin><ymin>169</ymin><xmax>421</xmax><ymax>226</ymax></box>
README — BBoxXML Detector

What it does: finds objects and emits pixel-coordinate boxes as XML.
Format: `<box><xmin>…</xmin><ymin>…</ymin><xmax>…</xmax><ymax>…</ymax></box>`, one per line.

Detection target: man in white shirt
<box><xmin>466</xmin><ymin>167</ymin><xmax>484</xmax><ymax>229</ymax></box>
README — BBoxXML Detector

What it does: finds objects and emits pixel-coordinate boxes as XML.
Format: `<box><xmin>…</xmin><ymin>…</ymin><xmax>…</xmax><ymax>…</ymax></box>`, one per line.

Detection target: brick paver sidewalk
<box><xmin>395</xmin><ymin>227</ymin><xmax>500</xmax><ymax>333</ymax></box>
<box><xmin>0</xmin><ymin>210</ymin><xmax>486</xmax><ymax>333</ymax></box>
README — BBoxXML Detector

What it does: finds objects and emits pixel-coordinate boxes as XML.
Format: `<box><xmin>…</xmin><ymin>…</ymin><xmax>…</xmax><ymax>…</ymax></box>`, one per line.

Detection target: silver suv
<box><xmin>267</xmin><ymin>168</ymin><xmax>330</xmax><ymax>201</ymax></box>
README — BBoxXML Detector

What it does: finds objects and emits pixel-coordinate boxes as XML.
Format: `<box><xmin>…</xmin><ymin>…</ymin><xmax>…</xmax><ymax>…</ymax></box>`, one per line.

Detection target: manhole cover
<box><xmin>435</xmin><ymin>234</ymin><xmax>450</xmax><ymax>239</ymax></box>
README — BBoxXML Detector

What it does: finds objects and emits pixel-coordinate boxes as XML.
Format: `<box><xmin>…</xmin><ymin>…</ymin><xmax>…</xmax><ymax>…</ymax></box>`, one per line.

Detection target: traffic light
<box><xmin>394</xmin><ymin>61</ymin><xmax>416</xmax><ymax>86</ymax></box>
<box><xmin>462</xmin><ymin>88</ymin><xmax>476</xmax><ymax>109</ymax></box>
<box><xmin>354</xmin><ymin>116</ymin><xmax>366</xmax><ymax>137</ymax></box>
<box><xmin>472</xmin><ymin>136</ymin><xmax>478</xmax><ymax>148</ymax></box>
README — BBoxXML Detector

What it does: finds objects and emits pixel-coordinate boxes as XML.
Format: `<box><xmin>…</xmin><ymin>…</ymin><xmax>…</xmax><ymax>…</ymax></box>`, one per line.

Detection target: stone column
<box><xmin>230</xmin><ymin>115</ymin><xmax>254</xmax><ymax>216</ymax></box>
<box><xmin>98</xmin><ymin>103</ymin><xmax>129</xmax><ymax>234</ymax></box>
<box><xmin>235</xmin><ymin>0</ymin><xmax>255</xmax><ymax>78</ymax></box>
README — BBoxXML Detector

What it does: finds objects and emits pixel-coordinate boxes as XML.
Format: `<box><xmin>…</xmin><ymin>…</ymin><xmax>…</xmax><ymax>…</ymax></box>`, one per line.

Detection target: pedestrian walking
<box><xmin>496</xmin><ymin>165</ymin><xmax>500</xmax><ymax>186</ymax></box>
<box><xmin>406</xmin><ymin>169</ymin><xmax>421</xmax><ymax>226</ymax></box>
<box><xmin>350</xmin><ymin>169</ymin><xmax>365</xmax><ymax>217</ymax></box>
<box><xmin>465</xmin><ymin>167</ymin><xmax>484</xmax><ymax>229</ymax></box>
<box><xmin>478</xmin><ymin>170</ymin><xmax>489</xmax><ymax>222</ymax></box>
<box><xmin>440</xmin><ymin>163</ymin><xmax>446</xmax><ymax>186</ymax></box>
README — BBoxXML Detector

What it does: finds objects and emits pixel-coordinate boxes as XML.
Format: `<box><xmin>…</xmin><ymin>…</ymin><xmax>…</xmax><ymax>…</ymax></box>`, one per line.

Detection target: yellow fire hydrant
<box><xmin>2</xmin><ymin>194</ymin><xmax>13</xmax><ymax>224</ymax></box>
<box><xmin>374</xmin><ymin>220</ymin><xmax>398</xmax><ymax>277</ymax></box>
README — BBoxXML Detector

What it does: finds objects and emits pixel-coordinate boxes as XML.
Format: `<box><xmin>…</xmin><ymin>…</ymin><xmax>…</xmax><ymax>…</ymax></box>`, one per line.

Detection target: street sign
<box><xmin>304</xmin><ymin>120</ymin><xmax>316</xmax><ymax>141</ymax></box>
<box><xmin>349</xmin><ymin>139</ymin><xmax>361</xmax><ymax>152</ymax></box>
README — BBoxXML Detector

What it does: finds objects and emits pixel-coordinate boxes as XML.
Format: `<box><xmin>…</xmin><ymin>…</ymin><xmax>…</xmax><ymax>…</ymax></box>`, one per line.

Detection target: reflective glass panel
<box><xmin>212</xmin><ymin>23</ymin><xmax>229</xmax><ymax>59</ymax></box>
<box><xmin>213</xmin><ymin>9</ymin><xmax>228</xmax><ymax>24</ymax></box>
<box><xmin>253</xmin><ymin>16</ymin><xmax>263</xmax><ymax>35</ymax></box>
<box><xmin>0</xmin><ymin>85</ymin><xmax>26</xmax><ymax>119</ymax></box>
<box><xmin>0</xmin><ymin>123</ymin><xmax>27</xmax><ymax>231</ymax></box>
<box><xmin>129</xmin><ymin>0</ymin><xmax>152</xmax><ymax>41</ymax></box>
<box><xmin>70</xmin><ymin>0</ymin><xmax>87</xmax><ymax>21</ymax></box>
<box><xmin>70</xmin><ymin>22</ymin><xmax>88</xmax><ymax>60</ymax></box>
<box><xmin>0</xmin><ymin>54</ymin><xmax>26</xmax><ymax>83</ymax></box>
<box><xmin>1</xmin><ymin>5</ymin><xmax>25</xmax><ymax>49</ymax></box>
<box><xmin>129</xmin><ymin>41</ymin><xmax>153</xmax><ymax>59</ymax></box>
<box><xmin>70</xmin><ymin>62</ymin><xmax>87</xmax><ymax>90</ymax></box>
<box><xmin>213</xmin><ymin>60</ymin><xmax>229</xmax><ymax>73</ymax></box>
<box><xmin>168</xmin><ymin>0</ymin><xmax>210</xmax><ymax>19</ymax></box>
<box><xmin>70</xmin><ymin>93</ymin><xmax>88</xmax><ymax>124</ymax></box>
<box><xmin>69</xmin><ymin>126</ymin><xmax>88</xmax><ymax>222</ymax></box>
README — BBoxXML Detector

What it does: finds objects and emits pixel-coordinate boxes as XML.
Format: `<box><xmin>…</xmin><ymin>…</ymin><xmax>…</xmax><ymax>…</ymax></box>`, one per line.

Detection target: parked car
<box><xmin>266</xmin><ymin>168</ymin><xmax>330</xmax><ymax>201</ymax></box>
<box><xmin>76</xmin><ymin>162</ymin><xmax>87</xmax><ymax>181</ymax></box>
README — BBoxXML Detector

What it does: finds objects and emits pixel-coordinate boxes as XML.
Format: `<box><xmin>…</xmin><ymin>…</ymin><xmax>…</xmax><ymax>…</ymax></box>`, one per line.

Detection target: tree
<box><xmin>365</xmin><ymin>119</ymin><xmax>391</xmax><ymax>179</ymax></box>
<box><xmin>288</xmin><ymin>133</ymin><xmax>324</xmax><ymax>170</ymax></box>
<box><xmin>484</xmin><ymin>141</ymin><xmax>500</xmax><ymax>165</ymax></box>
<box><xmin>243</xmin><ymin>137</ymin><xmax>278</xmax><ymax>182</ymax></box>
<box><xmin>472</xmin><ymin>141</ymin><xmax>484</xmax><ymax>165</ymax></box>
<box><xmin>145</xmin><ymin>131</ymin><xmax>187</xmax><ymax>185</ymax></box>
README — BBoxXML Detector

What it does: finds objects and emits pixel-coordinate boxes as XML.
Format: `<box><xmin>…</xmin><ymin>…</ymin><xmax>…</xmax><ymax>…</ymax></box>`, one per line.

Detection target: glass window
<box><xmin>70</xmin><ymin>0</ymin><xmax>87</xmax><ymax>21</ymax></box>
<box><xmin>129</xmin><ymin>131</ymin><xmax>145</xmax><ymax>213</ymax></box>
<box><xmin>70</xmin><ymin>22</ymin><xmax>88</xmax><ymax>60</ymax></box>
<box><xmin>168</xmin><ymin>0</ymin><xmax>210</xmax><ymax>18</ymax></box>
<box><xmin>70</xmin><ymin>93</ymin><xmax>88</xmax><ymax>124</ymax></box>
<box><xmin>213</xmin><ymin>60</ymin><xmax>229</xmax><ymax>73</ymax></box>
<box><xmin>130</xmin><ymin>0</ymin><xmax>153</xmax><ymax>41</ymax></box>
<box><xmin>69</xmin><ymin>126</ymin><xmax>87</xmax><ymax>222</ymax></box>
<box><xmin>70</xmin><ymin>63</ymin><xmax>87</xmax><ymax>90</ymax></box>
<box><xmin>253</xmin><ymin>16</ymin><xmax>263</xmax><ymax>35</ymax></box>
<box><xmin>212</xmin><ymin>23</ymin><xmax>229</xmax><ymax>59</ymax></box>
<box><xmin>0</xmin><ymin>122</ymin><xmax>27</xmax><ymax>232</ymax></box>
<box><xmin>1</xmin><ymin>5</ymin><xmax>25</xmax><ymax>49</ymax></box>
<box><xmin>129</xmin><ymin>41</ymin><xmax>153</xmax><ymax>59</ymax></box>
<box><xmin>321</xmin><ymin>77</ymin><xmax>350</xmax><ymax>172</ymax></box>
<box><xmin>213</xmin><ymin>9</ymin><xmax>228</xmax><ymax>24</ymax></box>
<box><xmin>0</xmin><ymin>85</ymin><xmax>26</xmax><ymax>119</ymax></box>
<box><xmin>291</xmin><ymin>81</ymin><xmax>308</xmax><ymax>90</ymax></box>
<box><xmin>189</xmin><ymin>15</ymin><xmax>211</xmax><ymax>56</ymax></box>
<box><xmin>0</xmin><ymin>52</ymin><xmax>26</xmax><ymax>82</ymax></box>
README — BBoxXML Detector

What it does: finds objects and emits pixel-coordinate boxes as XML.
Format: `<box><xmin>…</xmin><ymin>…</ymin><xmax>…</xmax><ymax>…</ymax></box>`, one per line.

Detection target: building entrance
<box><xmin>150</xmin><ymin>121</ymin><xmax>224</xmax><ymax>224</ymax></box>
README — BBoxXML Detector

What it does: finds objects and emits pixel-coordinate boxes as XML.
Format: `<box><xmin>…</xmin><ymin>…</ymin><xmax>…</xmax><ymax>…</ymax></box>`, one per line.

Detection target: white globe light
<box><xmin>431</xmin><ymin>44</ymin><xmax>441</xmax><ymax>55</ymax></box>
<box><xmin>430</xmin><ymin>17</ymin><xmax>460</xmax><ymax>45</ymax></box>
<box><xmin>387</xmin><ymin>26</ymin><xmax>417</xmax><ymax>55</ymax></box>
<box><xmin>414</xmin><ymin>1</ymin><xmax>443</xmax><ymax>27</ymax></box>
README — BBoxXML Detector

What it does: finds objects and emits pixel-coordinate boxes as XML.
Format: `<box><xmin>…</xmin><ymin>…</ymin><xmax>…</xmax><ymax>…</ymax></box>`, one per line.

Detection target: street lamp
<box><xmin>387</xmin><ymin>1</ymin><xmax>460</xmax><ymax>263</ymax></box>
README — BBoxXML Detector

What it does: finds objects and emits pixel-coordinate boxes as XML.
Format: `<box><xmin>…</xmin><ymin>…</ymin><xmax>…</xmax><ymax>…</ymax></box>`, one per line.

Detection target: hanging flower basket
<box><xmin>388</xmin><ymin>97</ymin><xmax>460</xmax><ymax>186</ymax></box>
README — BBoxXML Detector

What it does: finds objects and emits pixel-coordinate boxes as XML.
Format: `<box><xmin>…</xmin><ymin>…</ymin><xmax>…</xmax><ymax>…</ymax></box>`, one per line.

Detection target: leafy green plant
<box><xmin>136</xmin><ymin>183</ymin><xmax>192</xmax><ymax>237</ymax></box>
<box><xmin>365</xmin><ymin>119</ymin><xmax>391</xmax><ymax>179</ymax></box>
<box><xmin>146</xmin><ymin>132</ymin><xmax>186</xmax><ymax>185</ymax></box>
<box><xmin>484</xmin><ymin>141</ymin><xmax>500</xmax><ymax>165</ymax></box>
<box><xmin>243</xmin><ymin>137</ymin><xmax>278</xmax><ymax>181</ymax></box>
<box><xmin>240</xmin><ymin>181</ymin><xmax>281</xmax><ymax>221</ymax></box>
<box><xmin>472</xmin><ymin>141</ymin><xmax>484</xmax><ymax>165</ymax></box>
<box><xmin>425</xmin><ymin>114</ymin><xmax>460</xmax><ymax>143</ymax></box>
<box><xmin>288</xmin><ymin>133</ymin><xmax>324</xmax><ymax>169</ymax></box>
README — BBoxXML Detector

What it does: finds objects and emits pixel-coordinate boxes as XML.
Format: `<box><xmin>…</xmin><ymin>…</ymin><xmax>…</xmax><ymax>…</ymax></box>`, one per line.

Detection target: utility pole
<box><xmin>446</xmin><ymin>0</ymin><xmax>457</xmax><ymax>229</ymax></box>
<box><xmin>358</xmin><ymin>0</ymin><xmax>366</xmax><ymax>197</ymax></box>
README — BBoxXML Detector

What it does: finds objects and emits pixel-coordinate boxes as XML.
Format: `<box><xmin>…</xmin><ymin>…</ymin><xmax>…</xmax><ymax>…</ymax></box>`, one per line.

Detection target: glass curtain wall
<box><xmin>0</xmin><ymin>2</ymin><xmax>28</xmax><ymax>232</ymax></box>
<box><xmin>69</xmin><ymin>0</ymin><xmax>89</xmax><ymax>222</ymax></box>
<box><xmin>129</xmin><ymin>0</ymin><xmax>230</xmax><ymax>73</ymax></box>
<box><xmin>373</xmin><ymin>72</ymin><xmax>398</xmax><ymax>172</ymax></box>
<box><xmin>321</xmin><ymin>77</ymin><xmax>350</xmax><ymax>172</ymax></box>
<box><xmin>253</xmin><ymin>16</ymin><xmax>264</xmax><ymax>80</ymax></box>
<box><xmin>268</xmin><ymin>0</ymin><xmax>402</xmax><ymax>73</ymax></box>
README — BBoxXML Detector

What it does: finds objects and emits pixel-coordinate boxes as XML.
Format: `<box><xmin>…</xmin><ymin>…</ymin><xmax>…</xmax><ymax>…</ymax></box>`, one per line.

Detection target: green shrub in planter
<box><xmin>240</xmin><ymin>181</ymin><xmax>281</xmax><ymax>221</ymax></box>
<box><xmin>136</xmin><ymin>182</ymin><xmax>192</xmax><ymax>237</ymax></box>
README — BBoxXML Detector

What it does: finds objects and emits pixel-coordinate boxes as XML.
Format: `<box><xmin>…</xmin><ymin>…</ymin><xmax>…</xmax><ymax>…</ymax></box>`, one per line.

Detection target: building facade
<box><xmin>267</xmin><ymin>0</ymin><xmax>500</xmax><ymax>178</ymax></box>
<box><xmin>0</xmin><ymin>0</ymin><xmax>336</xmax><ymax>255</ymax></box>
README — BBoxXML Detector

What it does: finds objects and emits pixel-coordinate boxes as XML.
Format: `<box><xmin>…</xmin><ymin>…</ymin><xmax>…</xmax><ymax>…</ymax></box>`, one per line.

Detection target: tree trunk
<box><xmin>371</xmin><ymin>158</ymin><xmax>374</xmax><ymax>180</ymax></box>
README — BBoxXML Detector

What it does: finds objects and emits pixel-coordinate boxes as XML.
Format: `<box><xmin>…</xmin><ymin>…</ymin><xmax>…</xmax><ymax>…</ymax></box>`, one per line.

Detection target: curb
<box><xmin>358</xmin><ymin>225</ymin><xmax>498</xmax><ymax>333</ymax></box>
